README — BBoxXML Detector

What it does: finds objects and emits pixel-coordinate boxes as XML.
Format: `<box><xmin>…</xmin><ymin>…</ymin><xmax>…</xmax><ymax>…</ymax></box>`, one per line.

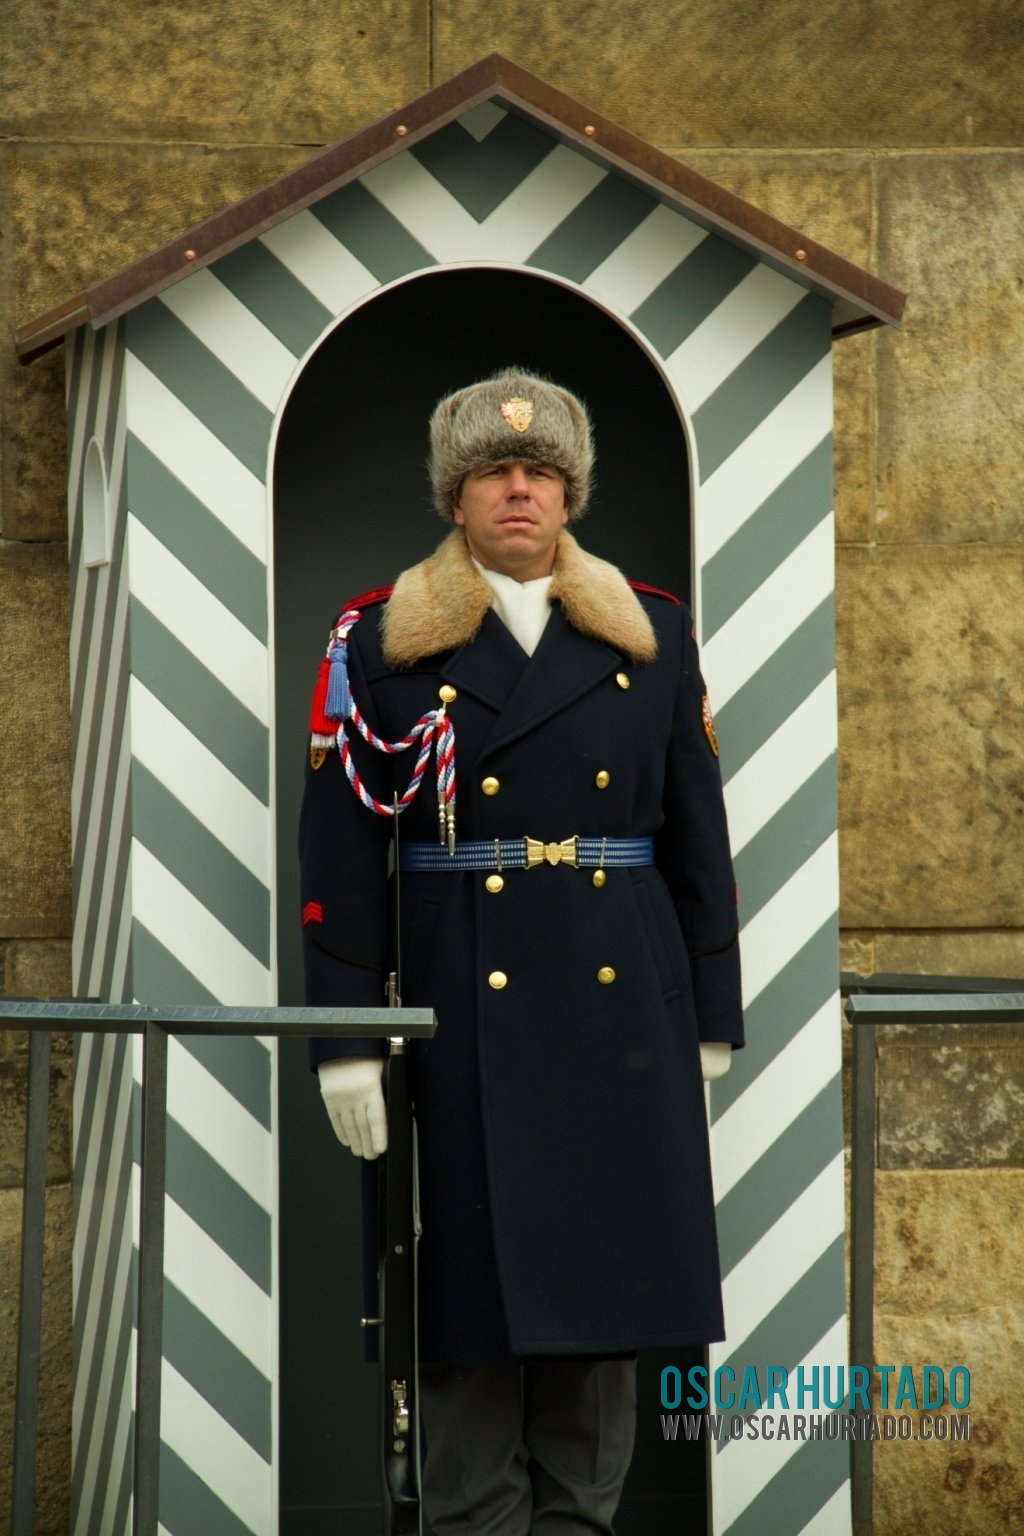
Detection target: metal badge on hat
<box><xmin>500</xmin><ymin>397</ymin><xmax>533</xmax><ymax>433</ymax></box>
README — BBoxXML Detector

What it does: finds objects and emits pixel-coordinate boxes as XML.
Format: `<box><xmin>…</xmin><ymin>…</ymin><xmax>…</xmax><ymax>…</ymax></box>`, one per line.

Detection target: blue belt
<box><xmin>398</xmin><ymin>835</ymin><xmax>655</xmax><ymax>872</ymax></box>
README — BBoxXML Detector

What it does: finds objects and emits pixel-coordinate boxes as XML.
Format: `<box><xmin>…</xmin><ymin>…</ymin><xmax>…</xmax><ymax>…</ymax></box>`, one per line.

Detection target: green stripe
<box><xmin>716</xmin><ymin>598</ymin><xmax>835</xmax><ymax>785</ymax></box>
<box><xmin>69</xmin><ymin>570</ymin><xmax>98</xmax><ymax>775</ymax></box>
<box><xmin>72</xmin><ymin>1033</ymin><xmax>130</xmax><ymax>1370</ymax></box>
<box><xmin>711</xmin><ymin>917</ymin><xmax>838</xmax><ymax>1122</ymax></box>
<box><xmin>215</xmin><ymin>241</ymin><xmax>333</xmax><ymax>357</ymax></box>
<box><xmin>163</xmin><ymin>1279</ymin><xmax>272</xmax><ymax>1459</ymax></box>
<box><xmin>717</xmin><ymin>1078</ymin><xmax>844</xmax><ymax>1277</ymax></box>
<box><xmin>73</xmin><ymin>622</ymin><xmax>129</xmax><ymax>949</ymax></box>
<box><xmin>97</xmin><ymin>788</ymin><xmax>134</xmax><ymax>1002</ymax></box>
<box><xmin>130</xmin><ymin>599</ymin><xmax>270</xmax><ymax>803</ymax></box>
<box><xmin>132</xmin><ymin>920</ymin><xmax>220</xmax><ymax>1006</ymax></box>
<box><xmin>313</xmin><ymin>180</ymin><xmax>435</xmax><ymax>283</ymax></box>
<box><xmin>717</xmin><ymin>1237</ymin><xmax>847</xmax><ymax>1415</ymax></box>
<box><xmin>127</xmin><ymin>435</ymin><xmax>268</xmax><ymax>641</ymax></box>
<box><xmin>721</xmin><ymin>1436</ymin><xmax>849</xmax><ymax>1536</ymax></box>
<box><xmin>73</xmin><ymin>1266</ymin><xmax>133</xmax><ymax>1530</ymax></box>
<box><xmin>702</xmin><ymin>438</ymin><xmax>833</xmax><ymax>641</ymax></box>
<box><xmin>733</xmin><ymin>756</ymin><xmax>837</xmax><ymax>925</ymax></box>
<box><xmin>694</xmin><ymin>293</ymin><xmax>831</xmax><ymax>482</ymax></box>
<box><xmin>166</xmin><ymin>1116</ymin><xmax>272</xmax><ymax>1292</ymax></box>
<box><xmin>131</xmin><ymin>762</ymin><xmax>271</xmax><ymax>965</ymax></box>
<box><xmin>159</xmin><ymin>1440</ymin><xmax>260</xmax><ymax>1536</ymax></box>
<box><xmin>411</xmin><ymin>112</ymin><xmax>556</xmax><ymax>221</ymax></box>
<box><xmin>127</xmin><ymin>303</ymin><xmax>272</xmax><ymax>482</ymax></box>
<box><xmin>129</xmin><ymin>923</ymin><xmax>273</xmax><ymax>1126</ymax></box>
<box><xmin>528</xmin><ymin>174</ymin><xmax>657</xmax><ymax>282</ymax></box>
<box><xmin>630</xmin><ymin>234</ymin><xmax>756</xmax><ymax>358</ymax></box>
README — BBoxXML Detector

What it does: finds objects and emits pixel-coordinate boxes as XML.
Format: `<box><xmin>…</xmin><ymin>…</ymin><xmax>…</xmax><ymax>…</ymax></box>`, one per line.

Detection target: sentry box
<box><xmin>17</xmin><ymin>53</ymin><xmax>904</xmax><ymax>1536</ymax></box>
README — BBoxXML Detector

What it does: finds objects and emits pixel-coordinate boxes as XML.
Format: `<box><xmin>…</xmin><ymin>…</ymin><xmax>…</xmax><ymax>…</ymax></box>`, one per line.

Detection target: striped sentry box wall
<box><xmin>67</xmin><ymin>97</ymin><xmax>847</xmax><ymax>1534</ymax></box>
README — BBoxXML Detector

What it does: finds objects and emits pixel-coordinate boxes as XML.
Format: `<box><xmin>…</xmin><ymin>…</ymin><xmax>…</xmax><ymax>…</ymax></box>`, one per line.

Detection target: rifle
<box><xmin>375</xmin><ymin>971</ymin><xmax>421</xmax><ymax>1534</ymax></box>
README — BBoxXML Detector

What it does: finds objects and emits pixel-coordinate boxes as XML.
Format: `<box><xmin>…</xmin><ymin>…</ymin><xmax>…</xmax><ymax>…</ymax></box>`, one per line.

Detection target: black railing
<box><xmin>843</xmin><ymin>977</ymin><xmax>1024</xmax><ymax>1536</ymax></box>
<box><xmin>3</xmin><ymin>1002</ymin><xmax>437</xmax><ymax>1536</ymax></box>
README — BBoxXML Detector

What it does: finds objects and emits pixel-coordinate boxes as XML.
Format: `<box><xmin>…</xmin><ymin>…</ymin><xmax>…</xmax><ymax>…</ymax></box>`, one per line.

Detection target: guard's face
<box><xmin>453</xmin><ymin>460</ymin><xmax>568</xmax><ymax>581</ymax></box>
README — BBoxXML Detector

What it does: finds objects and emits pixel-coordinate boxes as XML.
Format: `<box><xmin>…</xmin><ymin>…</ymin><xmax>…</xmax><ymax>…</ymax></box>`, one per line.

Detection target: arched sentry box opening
<box><xmin>272</xmin><ymin>264</ymin><xmax>699</xmax><ymax>1532</ymax></box>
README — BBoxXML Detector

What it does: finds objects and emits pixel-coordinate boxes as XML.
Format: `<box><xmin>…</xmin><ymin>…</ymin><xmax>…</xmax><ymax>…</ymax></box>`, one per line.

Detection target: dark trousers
<box><xmin>419</xmin><ymin>1359</ymin><xmax>638</xmax><ymax>1536</ymax></box>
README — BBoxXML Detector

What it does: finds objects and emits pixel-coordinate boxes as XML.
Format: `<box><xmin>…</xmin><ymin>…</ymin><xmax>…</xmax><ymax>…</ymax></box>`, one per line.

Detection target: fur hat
<box><xmin>428</xmin><ymin>367</ymin><xmax>594</xmax><ymax>519</ymax></box>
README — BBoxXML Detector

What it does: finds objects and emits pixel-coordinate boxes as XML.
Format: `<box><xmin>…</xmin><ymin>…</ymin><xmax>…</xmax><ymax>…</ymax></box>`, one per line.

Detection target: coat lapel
<box><xmin>476</xmin><ymin>603</ymin><xmax>622</xmax><ymax>759</ymax></box>
<box><xmin>440</xmin><ymin>609</ymin><xmax>531</xmax><ymax>715</ymax></box>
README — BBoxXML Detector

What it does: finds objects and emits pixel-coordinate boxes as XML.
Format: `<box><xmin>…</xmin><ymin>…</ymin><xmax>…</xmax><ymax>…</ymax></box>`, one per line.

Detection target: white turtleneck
<box><xmin>473</xmin><ymin>559</ymin><xmax>553</xmax><ymax>657</ymax></box>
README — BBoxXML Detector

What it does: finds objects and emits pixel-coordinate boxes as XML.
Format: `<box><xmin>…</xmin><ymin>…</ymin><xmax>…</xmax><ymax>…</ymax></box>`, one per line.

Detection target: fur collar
<box><xmin>381</xmin><ymin>529</ymin><xmax>658</xmax><ymax>667</ymax></box>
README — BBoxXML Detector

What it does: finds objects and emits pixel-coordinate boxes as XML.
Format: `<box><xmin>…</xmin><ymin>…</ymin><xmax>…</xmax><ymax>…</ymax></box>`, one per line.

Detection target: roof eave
<box><xmin>14</xmin><ymin>52</ymin><xmax>905</xmax><ymax>365</ymax></box>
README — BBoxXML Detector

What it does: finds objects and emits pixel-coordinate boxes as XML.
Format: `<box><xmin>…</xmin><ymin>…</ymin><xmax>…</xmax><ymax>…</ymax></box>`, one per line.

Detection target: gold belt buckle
<box><xmin>524</xmin><ymin>835</ymin><xmax>578</xmax><ymax>869</ymax></box>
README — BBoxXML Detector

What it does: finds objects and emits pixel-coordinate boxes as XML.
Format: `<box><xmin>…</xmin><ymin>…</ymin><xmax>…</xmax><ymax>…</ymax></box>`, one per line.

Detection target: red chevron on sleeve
<box><xmin>302</xmin><ymin>901</ymin><xmax>323</xmax><ymax>926</ymax></box>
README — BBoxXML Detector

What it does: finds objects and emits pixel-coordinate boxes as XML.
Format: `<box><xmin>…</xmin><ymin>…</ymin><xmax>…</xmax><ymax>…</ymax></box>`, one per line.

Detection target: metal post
<box><xmin>134</xmin><ymin>1021</ymin><xmax>169</xmax><ymax>1536</ymax></box>
<box><xmin>848</xmin><ymin>1009</ymin><xmax>877</xmax><ymax>1535</ymax></box>
<box><xmin>11</xmin><ymin>1029</ymin><xmax>51</xmax><ymax>1536</ymax></box>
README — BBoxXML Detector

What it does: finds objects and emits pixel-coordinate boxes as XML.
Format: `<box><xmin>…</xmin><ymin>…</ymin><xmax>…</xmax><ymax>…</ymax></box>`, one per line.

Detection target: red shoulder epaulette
<box><xmin>339</xmin><ymin>584</ymin><xmax>393</xmax><ymax>613</ymax></box>
<box><xmin>628</xmin><ymin>579</ymin><xmax>680</xmax><ymax>606</ymax></box>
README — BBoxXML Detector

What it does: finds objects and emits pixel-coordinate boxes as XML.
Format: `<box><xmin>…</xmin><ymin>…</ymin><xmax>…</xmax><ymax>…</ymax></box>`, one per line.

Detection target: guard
<box><xmin>299</xmin><ymin>366</ymin><xmax>743</xmax><ymax>1534</ymax></box>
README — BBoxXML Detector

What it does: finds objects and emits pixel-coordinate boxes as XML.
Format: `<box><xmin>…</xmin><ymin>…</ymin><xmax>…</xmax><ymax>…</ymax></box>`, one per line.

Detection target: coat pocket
<box><xmin>631</xmin><ymin>870</ymin><xmax>690</xmax><ymax>1004</ymax></box>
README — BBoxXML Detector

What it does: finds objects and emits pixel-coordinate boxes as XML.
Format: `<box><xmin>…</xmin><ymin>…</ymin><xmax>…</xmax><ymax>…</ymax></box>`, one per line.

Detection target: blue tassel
<box><xmin>324</xmin><ymin>642</ymin><xmax>352</xmax><ymax>721</ymax></box>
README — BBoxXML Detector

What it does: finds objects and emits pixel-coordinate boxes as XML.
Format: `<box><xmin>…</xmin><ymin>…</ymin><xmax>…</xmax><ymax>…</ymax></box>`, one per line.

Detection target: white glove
<box><xmin>700</xmin><ymin>1042</ymin><xmax>732</xmax><ymax>1081</ymax></box>
<box><xmin>318</xmin><ymin>1057</ymin><xmax>388</xmax><ymax>1159</ymax></box>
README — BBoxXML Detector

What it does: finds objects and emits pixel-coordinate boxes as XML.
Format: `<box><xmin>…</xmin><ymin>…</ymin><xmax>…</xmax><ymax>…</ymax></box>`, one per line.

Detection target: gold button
<box><xmin>616</xmin><ymin>672</ymin><xmax>630</xmax><ymax>690</ymax></box>
<box><xmin>592</xmin><ymin>870</ymin><xmax>606</xmax><ymax>889</ymax></box>
<box><xmin>488</xmin><ymin>970</ymin><xmax>508</xmax><ymax>990</ymax></box>
<box><xmin>482</xmin><ymin>776</ymin><xmax>500</xmax><ymax>796</ymax></box>
<box><xmin>486</xmin><ymin>875</ymin><xmax>504</xmax><ymax>893</ymax></box>
<box><xmin>597</xmin><ymin>966</ymin><xmax>616</xmax><ymax>984</ymax></box>
<box><xmin>439</xmin><ymin>684</ymin><xmax>457</xmax><ymax>703</ymax></box>
<box><xmin>595</xmin><ymin>770</ymin><xmax>610</xmax><ymax>788</ymax></box>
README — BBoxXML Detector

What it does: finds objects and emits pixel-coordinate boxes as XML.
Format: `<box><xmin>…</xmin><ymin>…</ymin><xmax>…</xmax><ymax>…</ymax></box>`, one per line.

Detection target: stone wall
<box><xmin>1</xmin><ymin>2</ymin><xmax>1020</xmax><ymax>1529</ymax></box>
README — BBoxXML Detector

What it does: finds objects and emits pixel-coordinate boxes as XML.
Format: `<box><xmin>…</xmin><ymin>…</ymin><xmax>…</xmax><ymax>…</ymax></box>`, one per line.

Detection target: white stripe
<box><xmin>161</xmin><ymin>1361</ymin><xmax>272</xmax><ymax>1534</ymax></box>
<box><xmin>71</xmin><ymin>1032</ymin><xmax>95</xmax><ymax>1168</ymax></box>
<box><xmin>168</xmin><ymin>1039</ymin><xmax>273</xmax><ymax>1211</ymax></box>
<box><xmin>72</xmin><ymin>570</ymin><xmax>129</xmax><ymax>991</ymax></box>
<box><xmin>127</xmin><ymin>515</ymin><xmax>269</xmax><ymax>724</ymax></box>
<box><xmin>797</xmin><ymin>1478</ymin><xmax>853</xmax><ymax>1536</ymax></box>
<box><xmin>457</xmin><ymin>102</ymin><xmax>508</xmax><ymax>140</ymax></box>
<box><xmin>85</xmin><ymin>706</ymin><xmax>132</xmax><ymax>1001</ymax></box>
<box><xmin>583</xmin><ymin>202</ymin><xmax>707</xmax><ymax>317</ymax></box>
<box><xmin>711</xmin><ymin>1315</ymin><xmax>851</xmax><ymax>1533</ymax></box>
<box><xmin>130</xmin><ymin>679</ymin><xmax>271</xmax><ymax>883</ymax></box>
<box><xmin>721</xmin><ymin>1152</ymin><xmax>845</xmax><ymax>1353</ymax></box>
<box><xmin>667</xmin><ymin>264</ymin><xmax>807</xmax><ymax>413</ymax></box>
<box><xmin>260</xmin><ymin>210</ymin><xmax>378</xmax><ymax>317</ymax></box>
<box><xmin>74</xmin><ymin>1161</ymin><xmax>135</xmax><ymax>1534</ymax></box>
<box><xmin>740</xmin><ymin>835</ymin><xmax>840</xmax><ymax>1011</ymax></box>
<box><xmin>158</xmin><ymin>270</ymin><xmax>298</xmax><ymax>411</ymax></box>
<box><xmin>361</xmin><ymin>143</ymin><xmax>605</xmax><ymax>264</ymax></box>
<box><xmin>723</xmin><ymin>675</ymin><xmax>838</xmax><ymax>852</ymax></box>
<box><xmin>67</xmin><ymin>327</ymin><xmax>97</xmax><ymax>506</ymax></box>
<box><xmin>712</xmin><ymin>998</ymin><xmax>840</xmax><ymax>1202</ymax></box>
<box><xmin>125</xmin><ymin>353</ymin><xmax>267</xmax><ymax>559</ymax></box>
<box><xmin>131</xmin><ymin>841</ymin><xmax>272</xmax><ymax>1004</ymax></box>
<box><xmin>702</xmin><ymin>516</ymin><xmax>834</xmax><ymax>711</ymax></box>
<box><xmin>698</xmin><ymin>356</ymin><xmax>832</xmax><ymax>562</ymax></box>
<box><xmin>162</xmin><ymin>1197</ymin><xmax>274</xmax><ymax>1372</ymax></box>
<box><xmin>110</xmin><ymin>863</ymin><xmax>135</xmax><ymax>1003</ymax></box>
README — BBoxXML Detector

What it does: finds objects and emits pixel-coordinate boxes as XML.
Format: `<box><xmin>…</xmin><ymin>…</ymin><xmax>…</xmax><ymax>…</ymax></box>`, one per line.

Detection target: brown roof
<box><xmin>15</xmin><ymin>54</ymin><xmax>906</xmax><ymax>364</ymax></box>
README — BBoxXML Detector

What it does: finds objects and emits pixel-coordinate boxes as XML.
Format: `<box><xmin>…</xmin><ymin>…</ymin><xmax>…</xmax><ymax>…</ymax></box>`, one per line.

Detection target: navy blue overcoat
<box><xmin>300</xmin><ymin>530</ymin><xmax>742</xmax><ymax>1362</ymax></box>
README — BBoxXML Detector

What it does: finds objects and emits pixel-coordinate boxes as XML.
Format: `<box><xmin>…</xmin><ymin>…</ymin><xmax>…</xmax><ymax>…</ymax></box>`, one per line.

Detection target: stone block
<box><xmin>3</xmin><ymin>141</ymin><xmax>316</xmax><ymax>541</ymax></box>
<box><xmin>683</xmin><ymin>151</ymin><xmax>876</xmax><ymax>546</ymax></box>
<box><xmin>0</xmin><ymin>543</ymin><xmax>71</xmax><ymax>937</ymax></box>
<box><xmin>877</xmin><ymin>1023</ymin><xmax>1024</xmax><ymax>1169</ymax></box>
<box><xmin>3</xmin><ymin>939</ymin><xmax>72</xmax><ymax>1003</ymax></box>
<box><xmin>875</xmin><ymin>931</ymin><xmax>1024</xmax><ymax>981</ymax></box>
<box><xmin>433</xmin><ymin>0</ymin><xmax>1023</xmax><ymax>148</ymax></box>
<box><xmin>0</xmin><ymin>1184</ymin><xmax>72</xmax><ymax>1535</ymax></box>
<box><xmin>873</xmin><ymin>1173</ymin><xmax>1024</xmax><ymax>1527</ymax></box>
<box><xmin>875</xmin><ymin>154</ymin><xmax>1024</xmax><ymax>546</ymax></box>
<box><xmin>0</xmin><ymin>1053</ymin><xmax>73</xmax><ymax>1190</ymax></box>
<box><xmin>837</xmin><ymin>547</ymin><xmax>1024</xmax><ymax>929</ymax></box>
<box><xmin>2</xmin><ymin>0</ymin><xmax>428</xmax><ymax>143</ymax></box>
